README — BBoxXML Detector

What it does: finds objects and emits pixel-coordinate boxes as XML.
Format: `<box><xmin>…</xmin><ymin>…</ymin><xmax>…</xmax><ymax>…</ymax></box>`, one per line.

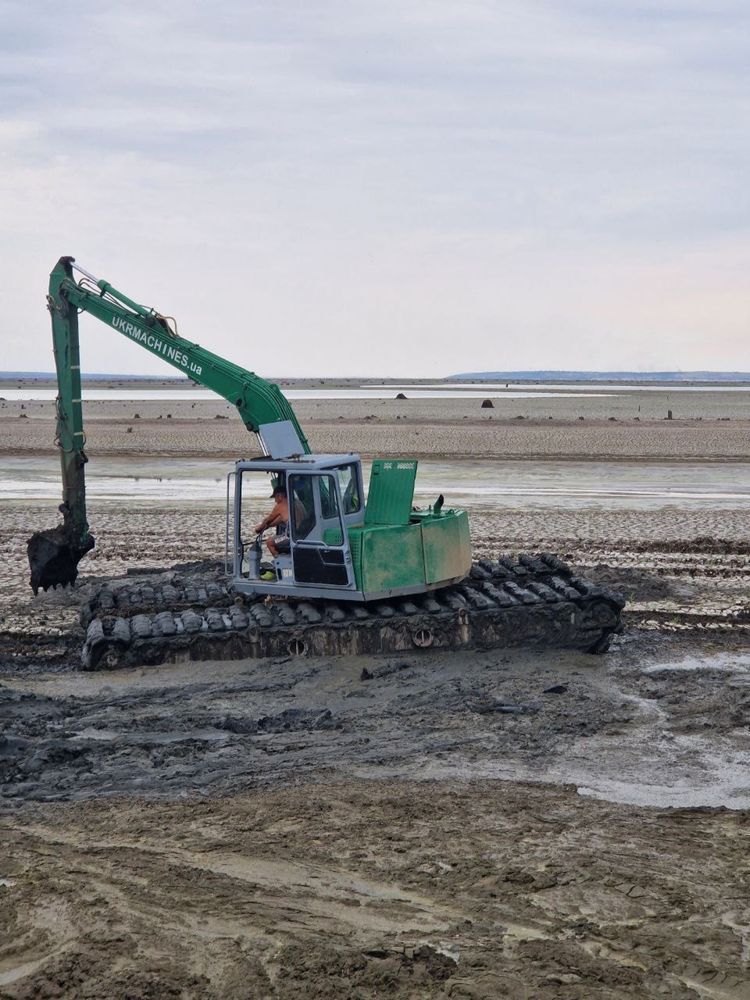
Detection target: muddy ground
<box><xmin>1</xmin><ymin>497</ymin><xmax>750</xmax><ymax>997</ymax></box>
<box><xmin>2</xmin><ymin>780</ymin><xmax>748</xmax><ymax>1000</ymax></box>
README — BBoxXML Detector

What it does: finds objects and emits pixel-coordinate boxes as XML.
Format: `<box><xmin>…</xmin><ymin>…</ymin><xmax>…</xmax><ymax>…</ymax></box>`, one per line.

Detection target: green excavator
<box><xmin>28</xmin><ymin>256</ymin><xmax>624</xmax><ymax>668</ymax></box>
<box><xmin>29</xmin><ymin>256</ymin><xmax>471</xmax><ymax>602</ymax></box>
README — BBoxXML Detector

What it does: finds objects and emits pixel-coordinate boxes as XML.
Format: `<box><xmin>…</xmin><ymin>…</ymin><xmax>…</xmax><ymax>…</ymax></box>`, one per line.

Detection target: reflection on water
<box><xmin>2</xmin><ymin>457</ymin><xmax>749</xmax><ymax>511</ymax></box>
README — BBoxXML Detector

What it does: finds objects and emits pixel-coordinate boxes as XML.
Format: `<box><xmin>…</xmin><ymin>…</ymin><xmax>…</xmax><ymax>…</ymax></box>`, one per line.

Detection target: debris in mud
<box><xmin>469</xmin><ymin>697</ymin><xmax>536</xmax><ymax>715</ymax></box>
<box><xmin>215</xmin><ymin>708</ymin><xmax>339</xmax><ymax>735</ymax></box>
<box><xmin>362</xmin><ymin>660</ymin><xmax>415</xmax><ymax>681</ymax></box>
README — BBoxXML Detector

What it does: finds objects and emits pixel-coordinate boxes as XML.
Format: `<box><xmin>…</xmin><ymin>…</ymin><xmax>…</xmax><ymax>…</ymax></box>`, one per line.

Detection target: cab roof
<box><xmin>235</xmin><ymin>454</ymin><xmax>360</xmax><ymax>473</ymax></box>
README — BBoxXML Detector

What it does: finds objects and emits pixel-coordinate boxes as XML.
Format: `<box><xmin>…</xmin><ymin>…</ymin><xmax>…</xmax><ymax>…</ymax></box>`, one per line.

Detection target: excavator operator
<box><xmin>254</xmin><ymin>480</ymin><xmax>293</xmax><ymax>558</ymax></box>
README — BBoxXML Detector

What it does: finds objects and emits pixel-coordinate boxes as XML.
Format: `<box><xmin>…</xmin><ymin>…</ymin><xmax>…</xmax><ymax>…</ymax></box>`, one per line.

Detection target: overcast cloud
<box><xmin>1</xmin><ymin>0</ymin><xmax>748</xmax><ymax>376</ymax></box>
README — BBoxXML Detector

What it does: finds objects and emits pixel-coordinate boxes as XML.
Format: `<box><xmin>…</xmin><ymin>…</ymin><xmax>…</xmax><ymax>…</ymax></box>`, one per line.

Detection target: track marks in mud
<box><xmin>17</xmin><ymin>824</ymin><xmax>457</xmax><ymax>939</ymax></box>
<box><xmin>2</xmin><ymin>781</ymin><xmax>748</xmax><ymax>999</ymax></box>
<box><xmin>3</xmin><ymin>635</ymin><xmax>750</xmax><ymax>809</ymax></box>
<box><xmin>0</xmin><ymin>650</ymin><xmax>630</xmax><ymax>806</ymax></box>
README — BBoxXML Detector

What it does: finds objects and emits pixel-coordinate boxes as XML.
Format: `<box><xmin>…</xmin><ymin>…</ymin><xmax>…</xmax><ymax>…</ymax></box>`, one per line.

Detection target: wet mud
<box><xmin>1</xmin><ymin>781</ymin><xmax>748</xmax><ymax>999</ymax></box>
<box><xmin>1</xmin><ymin>505</ymin><xmax>749</xmax><ymax>997</ymax></box>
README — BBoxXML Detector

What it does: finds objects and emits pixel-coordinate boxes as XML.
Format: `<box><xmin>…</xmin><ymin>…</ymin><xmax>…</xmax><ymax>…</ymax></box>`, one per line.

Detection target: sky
<box><xmin>1</xmin><ymin>0</ymin><xmax>748</xmax><ymax>377</ymax></box>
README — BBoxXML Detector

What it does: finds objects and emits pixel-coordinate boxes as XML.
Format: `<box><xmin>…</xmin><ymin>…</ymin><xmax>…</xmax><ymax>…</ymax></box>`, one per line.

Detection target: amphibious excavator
<box><xmin>28</xmin><ymin>257</ymin><xmax>624</xmax><ymax>668</ymax></box>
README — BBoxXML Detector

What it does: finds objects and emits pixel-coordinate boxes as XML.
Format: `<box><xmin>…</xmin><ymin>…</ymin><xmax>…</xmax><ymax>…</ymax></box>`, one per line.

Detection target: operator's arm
<box><xmin>254</xmin><ymin>499</ymin><xmax>285</xmax><ymax>534</ymax></box>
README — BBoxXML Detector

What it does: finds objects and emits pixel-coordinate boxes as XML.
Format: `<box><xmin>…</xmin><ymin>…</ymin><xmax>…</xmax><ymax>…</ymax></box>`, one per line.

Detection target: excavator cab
<box><xmin>230</xmin><ymin>455</ymin><xmax>366</xmax><ymax>599</ymax></box>
<box><xmin>228</xmin><ymin>454</ymin><xmax>472</xmax><ymax>603</ymax></box>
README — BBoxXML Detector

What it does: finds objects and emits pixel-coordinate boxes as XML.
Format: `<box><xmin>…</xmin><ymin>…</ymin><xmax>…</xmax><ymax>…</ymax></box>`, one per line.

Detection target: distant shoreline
<box><xmin>3</xmin><ymin>373</ymin><xmax>750</xmax><ymax>390</ymax></box>
<box><xmin>450</xmin><ymin>370</ymin><xmax>750</xmax><ymax>383</ymax></box>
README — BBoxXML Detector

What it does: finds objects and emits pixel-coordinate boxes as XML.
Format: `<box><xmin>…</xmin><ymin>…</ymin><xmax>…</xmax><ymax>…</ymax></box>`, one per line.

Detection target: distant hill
<box><xmin>450</xmin><ymin>371</ymin><xmax>750</xmax><ymax>383</ymax></box>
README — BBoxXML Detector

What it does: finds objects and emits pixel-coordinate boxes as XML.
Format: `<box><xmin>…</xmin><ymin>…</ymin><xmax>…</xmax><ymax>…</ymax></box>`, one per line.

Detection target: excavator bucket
<box><xmin>27</xmin><ymin>523</ymin><xmax>94</xmax><ymax>595</ymax></box>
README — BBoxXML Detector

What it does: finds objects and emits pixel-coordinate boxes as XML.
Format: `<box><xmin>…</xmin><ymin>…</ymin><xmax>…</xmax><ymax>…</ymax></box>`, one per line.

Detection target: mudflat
<box><xmin>2</xmin><ymin>384</ymin><xmax>750</xmax><ymax>459</ymax></box>
<box><xmin>1</xmin><ymin>380</ymin><xmax>749</xmax><ymax>998</ymax></box>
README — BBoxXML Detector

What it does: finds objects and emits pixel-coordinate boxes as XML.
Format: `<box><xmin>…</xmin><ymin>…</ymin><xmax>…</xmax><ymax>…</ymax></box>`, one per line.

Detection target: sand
<box><xmin>2</xmin><ymin>389</ymin><xmax>750</xmax><ymax>460</ymax></box>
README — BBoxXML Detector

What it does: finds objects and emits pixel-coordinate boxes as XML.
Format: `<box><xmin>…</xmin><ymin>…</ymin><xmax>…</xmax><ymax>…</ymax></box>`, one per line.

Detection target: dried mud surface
<box><xmin>2</xmin><ymin>781</ymin><xmax>748</xmax><ymax>1000</ymax></box>
<box><xmin>3</xmin><ymin>394</ymin><xmax>750</xmax><ymax>460</ymax></box>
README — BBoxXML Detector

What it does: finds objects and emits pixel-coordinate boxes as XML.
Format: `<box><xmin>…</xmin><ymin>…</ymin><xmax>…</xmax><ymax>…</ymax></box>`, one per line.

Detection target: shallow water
<box><xmin>0</xmin><ymin>387</ymin><xmax>613</xmax><ymax>401</ymax></box>
<box><xmin>2</xmin><ymin>456</ymin><xmax>749</xmax><ymax>510</ymax></box>
<box><xmin>380</xmin><ymin>382</ymin><xmax>750</xmax><ymax>393</ymax></box>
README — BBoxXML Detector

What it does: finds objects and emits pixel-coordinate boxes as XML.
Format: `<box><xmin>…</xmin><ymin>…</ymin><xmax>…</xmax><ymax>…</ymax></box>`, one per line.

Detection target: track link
<box><xmin>80</xmin><ymin>554</ymin><xmax>625</xmax><ymax>670</ymax></box>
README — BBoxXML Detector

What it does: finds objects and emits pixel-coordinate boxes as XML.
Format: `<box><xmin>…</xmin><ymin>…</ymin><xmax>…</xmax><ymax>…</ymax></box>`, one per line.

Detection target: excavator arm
<box><xmin>28</xmin><ymin>255</ymin><xmax>311</xmax><ymax>593</ymax></box>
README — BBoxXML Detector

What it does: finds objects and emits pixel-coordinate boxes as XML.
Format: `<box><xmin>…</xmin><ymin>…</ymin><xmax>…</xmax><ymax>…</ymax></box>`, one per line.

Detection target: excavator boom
<box><xmin>28</xmin><ymin>256</ymin><xmax>310</xmax><ymax>592</ymax></box>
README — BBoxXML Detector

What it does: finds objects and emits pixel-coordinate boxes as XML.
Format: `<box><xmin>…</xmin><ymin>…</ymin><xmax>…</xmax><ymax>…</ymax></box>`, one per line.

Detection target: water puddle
<box><xmin>643</xmin><ymin>653</ymin><xmax>750</xmax><ymax>675</ymax></box>
<box><xmin>399</xmin><ymin>740</ymin><xmax>750</xmax><ymax>810</ymax></box>
<box><xmin>3</xmin><ymin>456</ymin><xmax>749</xmax><ymax>510</ymax></box>
<box><xmin>0</xmin><ymin>386</ymin><xmax>614</xmax><ymax>401</ymax></box>
<box><xmin>74</xmin><ymin>726</ymin><xmax>231</xmax><ymax>745</ymax></box>
<box><xmin>0</xmin><ymin>958</ymin><xmax>50</xmax><ymax>988</ymax></box>
<box><xmin>574</xmin><ymin>737</ymin><xmax>750</xmax><ymax>810</ymax></box>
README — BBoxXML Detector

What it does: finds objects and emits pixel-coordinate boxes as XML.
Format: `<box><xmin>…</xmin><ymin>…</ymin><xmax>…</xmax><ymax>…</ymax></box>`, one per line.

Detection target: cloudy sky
<box><xmin>1</xmin><ymin>1</ymin><xmax>748</xmax><ymax>377</ymax></box>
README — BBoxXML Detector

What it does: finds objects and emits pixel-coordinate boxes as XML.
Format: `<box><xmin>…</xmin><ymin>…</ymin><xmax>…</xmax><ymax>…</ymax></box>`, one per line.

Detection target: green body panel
<box><xmin>348</xmin><ymin>508</ymin><xmax>471</xmax><ymax>594</ymax></box>
<box><xmin>350</xmin><ymin>522</ymin><xmax>425</xmax><ymax>593</ymax></box>
<box><xmin>420</xmin><ymin>509</ymin><xmax>472</xmax><ymax>585</ymax></box>
<box><xmin>364</xmin><ymin>459</ymin><xmax>417</xmax><ymax>526</ymax></box>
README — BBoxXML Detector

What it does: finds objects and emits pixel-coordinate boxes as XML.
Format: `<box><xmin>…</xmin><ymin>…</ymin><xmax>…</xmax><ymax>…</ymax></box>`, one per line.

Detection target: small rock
<box><xmin>543</xmin><ymin>684</ymin><xmax>568</xmax><ymax>695</ymax></box>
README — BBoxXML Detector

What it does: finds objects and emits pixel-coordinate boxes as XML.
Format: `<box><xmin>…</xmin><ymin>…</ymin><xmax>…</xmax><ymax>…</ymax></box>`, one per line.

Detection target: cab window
<box><xmin>335</xmin><ymin>464</ymin><xmax>361</xmax><ymax>514</ymax></box>
<box><xmin>289</xmin><ymin>475</ymin><xmax>315</xmax><ymax>539</ymax></box>
<box><xmin>319</xmin><ymin>475</ymin><xmax>339</xmax><ymax>520</ymax></box>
